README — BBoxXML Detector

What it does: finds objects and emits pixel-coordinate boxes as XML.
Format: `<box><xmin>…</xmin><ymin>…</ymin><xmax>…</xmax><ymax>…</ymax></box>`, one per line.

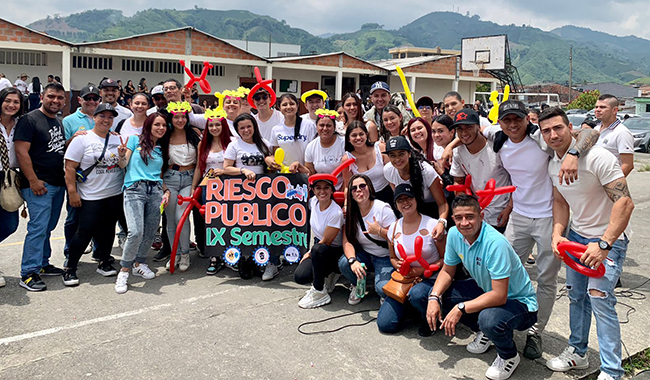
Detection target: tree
<box><xmin>566</xmin><ymin>90</ymin><xmax>600</xmax><ymax>110</ymax></box>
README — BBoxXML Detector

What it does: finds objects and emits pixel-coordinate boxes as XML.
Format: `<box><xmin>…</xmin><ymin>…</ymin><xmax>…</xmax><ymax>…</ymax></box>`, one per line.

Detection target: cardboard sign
<box><xmin>204</xmin><ymin>174</ymin><xmax>310</xmax><ymax>264</ymax></box>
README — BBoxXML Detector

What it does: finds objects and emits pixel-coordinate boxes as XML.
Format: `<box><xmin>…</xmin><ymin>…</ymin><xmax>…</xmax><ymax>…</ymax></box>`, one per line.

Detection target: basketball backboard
<box><xmin>461</xmin><ymin>35</ymin><xmax>507</xmax><ymax>71</ymax></box>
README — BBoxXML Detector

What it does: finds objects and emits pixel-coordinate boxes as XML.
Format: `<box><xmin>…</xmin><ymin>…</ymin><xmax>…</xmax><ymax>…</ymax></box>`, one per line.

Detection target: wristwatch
<box><xmin>457</xmin><ymin>302</ymin><xmax>467</xmax><ymax>315</ymax></box>
<box><xmin>567</xmin><ymin>148</ymin><xmax>580</xmax><ymax>158</ymax></box>
<box><xmin>348</xmin><ymin>257</ymin><xmax>357</xmax><ymax>265</ymax></box>
<box><xmin>438</xmin><ymin>219</ymin><xmax>448</xmax><ymax>228</ymax></box>
<box><xmin>598</xmin><ymin>239</ymin><xmax>612</xmax><ymax>251</ymax></box>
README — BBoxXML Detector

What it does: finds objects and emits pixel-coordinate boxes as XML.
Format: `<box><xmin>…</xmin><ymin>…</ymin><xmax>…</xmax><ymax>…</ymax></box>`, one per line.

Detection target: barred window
<box><xmin>0</xmin><ymin>50</ymin><xmax>48</xmax><ymax>66</ymax></box>
<box><xmin>72</xmin><ymin>55</ymin><xmax>112</xmax><ymax>70</ymax></box>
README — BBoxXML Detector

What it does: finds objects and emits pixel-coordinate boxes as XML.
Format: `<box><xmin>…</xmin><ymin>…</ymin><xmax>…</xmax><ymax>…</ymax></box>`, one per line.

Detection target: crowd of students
<box><xmin>0</xmin><ymin>77</ymin><xmax>635</xmax><ymax>380</ymax></box>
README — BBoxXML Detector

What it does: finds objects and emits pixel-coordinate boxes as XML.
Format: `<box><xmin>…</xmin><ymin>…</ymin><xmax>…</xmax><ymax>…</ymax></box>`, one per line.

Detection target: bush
<box><xmin>566</xmin><ymin>90</ymin><xmax>600</xmax><ymax>110</ymax></box>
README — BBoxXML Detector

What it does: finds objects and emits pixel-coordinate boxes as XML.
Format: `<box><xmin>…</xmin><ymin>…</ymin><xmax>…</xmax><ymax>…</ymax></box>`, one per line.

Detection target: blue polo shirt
<box><xmin>445</xmin><ymin>221</ymin><xmax>538</xmax><ymax>312</ymax></box>
<box><xmin>63</xmin><ymin>108</ymin><xmax>95</xmax><ymax>140</ymax></box>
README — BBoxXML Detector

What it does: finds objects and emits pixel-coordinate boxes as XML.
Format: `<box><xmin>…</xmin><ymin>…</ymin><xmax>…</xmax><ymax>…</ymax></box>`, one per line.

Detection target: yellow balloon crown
<box><xmin>204</xmin><ymin>108</ymin><xmax>227</xmax><ymax>120</ymax></box>
<box><xmin>301</xmin><ymin>89</ymin><xmax>328</xmax><ymax>103</ymax></box>
<box><xmin>166</xmin><ymin>101</ymin><xmax>192</xmax><ymax>114</ymax></box>
<box><xmin>315</xmin><ymin>108</ymin><xmax>339</xmax><ymax>119</ymax></box>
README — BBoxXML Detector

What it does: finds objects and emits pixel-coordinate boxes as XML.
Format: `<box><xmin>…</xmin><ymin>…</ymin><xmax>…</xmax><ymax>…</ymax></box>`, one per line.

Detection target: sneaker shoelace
<box><xmin>559</xmin><ymin>348</ymin><xmax>577</xmax><ymax>361</ymax></box>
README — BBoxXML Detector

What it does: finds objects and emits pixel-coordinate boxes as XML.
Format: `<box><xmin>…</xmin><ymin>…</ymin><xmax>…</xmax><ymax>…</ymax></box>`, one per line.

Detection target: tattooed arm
<box><xmin>601</xmin><ymin>177</ymin><xmax>634</xmax><ymax>245</ymax></box>
<box><xmin>558</xmin><ymin>128</ymin><xmax>600</xmax><ymax>185</ymax></box>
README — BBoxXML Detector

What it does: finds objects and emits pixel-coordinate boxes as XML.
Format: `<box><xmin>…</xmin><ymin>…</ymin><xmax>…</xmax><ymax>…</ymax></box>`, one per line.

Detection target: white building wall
<box><xmin>224</xmin><ymin>40</ymin><xmax>301</xmax><ymax>58</ymax></box>
<box><xmin>271</xmin><ymin>67</ymin><xmax>327</xmax><ymax>97</ymax></box>
<box><xmin>0</xmin><ymin>51</ymin><xmax>62</xmax><ymax>88</ymax></box>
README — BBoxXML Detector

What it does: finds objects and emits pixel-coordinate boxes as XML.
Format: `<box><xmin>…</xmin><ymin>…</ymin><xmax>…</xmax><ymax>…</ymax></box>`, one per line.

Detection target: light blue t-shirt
<box><xmin>123</xmin><ymin>136</ymin><xmax>163</xmax><ymax>190</ymax></box>
<box><xmin>445</xmin><ymin>222</ymin><xmax>538</xmax><ymax>312</ymax></box>
<box><xmin>63</xmin><ymin>108</ymin><xmax>95</xmax><ymax>140</ymax></box>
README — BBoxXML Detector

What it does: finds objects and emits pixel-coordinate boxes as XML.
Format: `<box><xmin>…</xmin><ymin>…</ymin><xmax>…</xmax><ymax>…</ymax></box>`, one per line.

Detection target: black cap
<box><xmin>79</xmin><ymin>85</ymin><xmax>100</xmax><ymax>99</ymax></box>
<box><xmin>416</xmin><ymin>96</ymin><xmax>434</xmax><ymax>108</ymax></box>
<box><xmin>394</xmin><ymin>183</ymin><xmax>415</xmax><ymax>202</ymax></box>
<box><xmin>451</xmin><ymin>108</ymin><xmax>480</xmax><ymax>128</ymax></box>
<box><xmin>99</xmin><ymin>78</ymin><xmax>119</xmax><ymax>89</ymax></box>
<box><xmin>93</xmin><ymin>103</ymin><xmax>118</xmax><ymax>117</ymax></box>
<box><xmin>498</xmin><ymin>100</ymin><xmax>528</xmax><ymax>120</ymax></box>
<box><xmin>383</xmin><ymin>136</ymin><xmax>412</xmax><ymax>154</ymax></box>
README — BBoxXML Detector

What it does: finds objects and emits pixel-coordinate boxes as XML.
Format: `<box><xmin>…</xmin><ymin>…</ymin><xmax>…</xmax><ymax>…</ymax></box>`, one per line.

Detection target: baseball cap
<box><xmin>416</xmin><ymin>96</ymin><xmax>434</xmax><ymax>109</ymax></box>
<box><xmin>498</xmin><ymin>100</ymin><xmax>528</xmax><ymax>120</ymax></box>
<box><xmin>393</xmin><ymin>183</ymin><xmax>415</xmax><ymax>202</ymax></box>
<box><xmin>99</xmin><ymin>78</ymin><xmax>119</xmax><ymax>89</ymax></box>
<box><xmin>93</xmin><ymin>103</ymin><xmax>118</xmax><ymax>117</ymax></box>
<box><xmin>451</xmin><ymin>108</ymin><xmax>480</xmax><ymax>128</ymax></box>
<box><xmin>383</xmin><ymin>136</ymin><xmax>412</xmax><ymax>154</ymax></box>
<box><xmin>79</xmin><ymin>85</ymin><xmax>100</xmax><ymax>99</ymax></box>
<box><xmin>151</xmin><ymin>85</ymin><xmax>164</xmax><ymax>96</ymax></box>
<box><xmin>370</xmin><ymin>81</ymin><xmax>390</xmax><ymax>95</ymax></box>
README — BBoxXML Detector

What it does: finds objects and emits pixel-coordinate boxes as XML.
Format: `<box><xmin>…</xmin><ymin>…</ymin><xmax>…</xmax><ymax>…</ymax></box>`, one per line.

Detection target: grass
<box><xmin>636</xmin><ymin>164</ymin><xmax>650</xmax><ymax>172</ymax></box>
<box><xmin>582</xmin><ymin>347</ymin><xmax>650</xmax><ymax>379</ymax></box>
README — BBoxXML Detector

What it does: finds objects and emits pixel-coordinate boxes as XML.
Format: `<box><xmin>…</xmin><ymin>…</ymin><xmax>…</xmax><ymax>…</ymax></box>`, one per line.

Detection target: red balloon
<box><xmin>169</xmin><ymin>186</ymin><xmax>204</xmax><ymax>274</ymax></box>
<box><xmin>557</xmin><ymin>241</ymin><xmax>606</xmax><ymax>278</ymax></box>
<box><xmin>396</xmin><ymin>235</ymin><xmax>441</xmax><ymax>278</ymax></box>
<box><xmin>247</xmin><ymin>67</ymin><xmax>276</xmax><ymax>109</ymax></box>
<box><xmin>446</xmin><ymin>174</ymin><xmax>473</xmax><ymax>195</ymax></box>
<box><xmin>179</xmin><ymin>60</ymin><xmax>213</xmax><ymax>94</ymax></box>
<box><xmin>474</xmin><ymin>179</ymin><xmax>516</xmax><ymax>210</ymax></box>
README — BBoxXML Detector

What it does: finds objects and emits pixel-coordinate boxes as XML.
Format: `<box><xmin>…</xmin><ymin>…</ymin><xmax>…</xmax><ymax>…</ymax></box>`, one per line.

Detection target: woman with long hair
<box><xmin>338</xmin><ymin>174</ymin><xmax>396</xmax><ymax>305</ymax></box>
<box><xmin>341</xmin><ymin>92</ymin><xmax>364</xmax><ymax>128</ymax></box>
<box><xmin>268</xmin><ymin>93</ymin><xmax>316</xmax><ymax>173</ymax></box>
<box><xmin>27</xmin><ymin>76</ymin><xmax>43</xmax><ymax>112</ymax></box>
<box><xmin>379</xmin><ymin>105</ymin><xmax>404</xmax><ymax>143</ymax></box>
<box><xmin>341</xmin><ymin>121</ymin><xmax>393</xmax><ymax>206</ymax></box>
<box><xmin>114</xmin><ymin>113</ymin><xmax>168</xmax><ymax>293</ymax></box>
<box><xmin>138</xmin><ymin>78</ymin><xmax>149</xmax><ymax>94</ymax></box>
<box><xmin>160</xmin><ymin>101</ymin><xmax>202</xmax><ymax>272</ymax></box>
<box><xmin>124</xmin><ymin>80</ymin><xmax>136</xmax><ymax>104</ymax></box>
<box><xmin>382</xmin><ymin>136</ymin><xmax>448</xmax><ymax>238</ymax></box>
<box><xmin>407</xmin><ymin>117</ymin><xmax>435</xmax><ymax>162</ymax></box>
<box><xmin>376</xmin><ymin>183</ymin><xmax>445</xmax><ymax>335</ymax></box>
<box><xmin>0</xmin><ymin>87</ymin><xmax>25</xmax><ymax>286</ymax></box>
<box><xmin>117</xmin><ymin>93</ymin><xmax>150</xmax><ymax>137</ymax></box>
<box><xmin>304</xmin><ymin>109</ymin><xmax>345</xmax><ymax>189</ymax></box>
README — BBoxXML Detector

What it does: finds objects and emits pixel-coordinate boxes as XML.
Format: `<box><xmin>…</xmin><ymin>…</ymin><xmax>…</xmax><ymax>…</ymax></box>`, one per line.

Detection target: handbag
<box><xmin>0</xmin><ymin>128</ymin><xmax>23</xmax><ymax>212</ymax></box>
<box><xmin>383</xmin><ymin>271</ymin><xmax>421</xmax><ymax>304</ymax></box>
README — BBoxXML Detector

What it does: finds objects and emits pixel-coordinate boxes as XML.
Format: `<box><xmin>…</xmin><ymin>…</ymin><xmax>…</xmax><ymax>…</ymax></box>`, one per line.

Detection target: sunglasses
<box><xmin>84</xmin><ymin>96</ymin><xmax>100</xmax><ymax>102</ymax></box>
<box><xmin>253</xmin><ymin>94</ymin><xmax>269</xmax><ymax>101</ymax></box>
<box><xmin>351</xmin><ymin>183</ymin><xmax>367</xmax><ymax>192</ymax></box>
<box><xmin>418</xmin><ymin>106</ymin><xmax>432</xmax><ymax>110</ymax></box>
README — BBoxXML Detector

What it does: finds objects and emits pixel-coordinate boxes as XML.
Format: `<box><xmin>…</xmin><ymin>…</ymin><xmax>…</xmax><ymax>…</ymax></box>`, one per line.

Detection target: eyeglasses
<box><xmin>84</xmin><ymin>96</ymin><xmax>100</xmax><ymax>102</ymax></box>
<box><xmin>351</xmin><ymin>183</ymin><xmax>368</xmax><ymax>192</ymax></box>
<box><xmin>418</xmin><ymin>106</ymin><xmax>432</xmax><ymax>111</ymax></box>
<box><xmin>253</xmin><ymin>94</ymin><xmax>268</xmax><ymax>101</ymax></box>
<box><xmin>163</xmin><ymin>86</ymin><xmax>178</xmax><ymax>92</ymax></box>
<box><xmin>451</xmin><ymin>214</ymin><xmax>477</xmax><ymax>223</ymax></box>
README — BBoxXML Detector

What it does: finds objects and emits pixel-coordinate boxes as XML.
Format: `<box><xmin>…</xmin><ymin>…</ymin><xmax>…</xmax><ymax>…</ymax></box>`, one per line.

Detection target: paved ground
<box><xmin>1</xmin><ymin>155</ymin><xmax>650</xmax><ymax>380</ymax></box>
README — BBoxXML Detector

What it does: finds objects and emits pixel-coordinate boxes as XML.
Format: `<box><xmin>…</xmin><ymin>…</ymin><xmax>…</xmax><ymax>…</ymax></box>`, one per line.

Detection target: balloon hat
<box><xmin>447</xmin><ymin>175</ymin><xmax>516</xmax><ymax>210</ymax></box>
<box><xmin>301</xmin><ymin>89</ymin><xmax>328</xmax><ymax>103</ymax></box>
<box><xmin>557</xmin><ymin>241</ymin><xmax>606</xmax><ymax>278</ymax></box>
<box><xmin>396</xmin><ymin>235</ymin><xmax>440</xmax><ymax>278</ymax></box>
<box><xmin>395</xmin><ymin>65</ymin><xmax>421</xmax><ymax>118</ymax></box>
<box><xmin>179</xmin><ymin>60</ymin><xmax>213</xmax><ymax>93</ymax></box>
<box><xmin>166</xmin><ymin>101</ymin><xmax>192</xmax><ymax>115</ymax></box>
<box><xmin>204</xmin><ymin>108</ymin><xmax>227</xmax><ymax>121</ymax></box>
<box><xmin>214</xmin><ymin>87</ymin><xmax>250</xmax><ymax>113</ymax></box>
<box><xmin>309</xmin><ymin>158</ymin><xmax>356</xmax><ymax>206</ymax></box>
<box><xmin>487</xmin><ymin>85</ymin><xmax>510</xmax><ymax>124</ymax></box>
<box><xmin>247</xmin><ymin>67</ymin><xmax>276</xmax><ymax>109</ymax></box>
<box><xmin>314</xmin><ymin>108</ymin><xmax>339</xmax><ymax>120</ymax></box>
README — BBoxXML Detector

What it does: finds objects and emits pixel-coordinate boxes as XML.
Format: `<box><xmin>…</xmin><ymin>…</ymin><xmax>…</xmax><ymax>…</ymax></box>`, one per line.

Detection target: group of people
<box><xmin>0</xmin><ymin>74</ymin><xmax>635</xmax><ymax>380</ymax></box>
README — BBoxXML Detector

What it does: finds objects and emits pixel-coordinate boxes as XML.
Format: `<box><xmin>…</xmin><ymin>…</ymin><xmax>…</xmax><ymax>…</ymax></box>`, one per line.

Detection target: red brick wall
<box><xmin>403</xmin><ymin>57</ymin><xmax>493</xmax><ymax>79</ymax></box>
<box><xmin>341</xmin><ymin>55</ymin><xmax>383</xmax><ymax>71</ymax></box>
<box><xmin>281</xmin><ymin>54</ymin><xmax>385</xmax><ymax>72</ymax></box>
<box><xmin>83</xmin><ymin>30</ymin><xmax>187</xmax><ymax>55</ymax></box>
<box><xmin>191</xmin><ymin>32</ymin><xmax>259</xmax><ymax>61</ymax></box>
<box><xmin>0</xmin><ymin>20</ymin><xmax>68</xmax><ymax>46</ymax></box>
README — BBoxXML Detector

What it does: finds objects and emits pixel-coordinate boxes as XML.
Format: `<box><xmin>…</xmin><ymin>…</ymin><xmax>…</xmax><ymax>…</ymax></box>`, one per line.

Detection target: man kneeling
<box><xmin>426</xmin><ymin>195</ymin><xmax>538</xmax><ymax>380</ymax></box>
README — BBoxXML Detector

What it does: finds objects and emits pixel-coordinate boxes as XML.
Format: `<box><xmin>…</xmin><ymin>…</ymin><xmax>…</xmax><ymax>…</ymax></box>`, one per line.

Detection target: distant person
<box><xmin>363</xmin><ymin>81</ymin><xmax>411</xmax><ymax>142</ymax></box>
<box><xmin>147</xmin><ymin>85</ymin><xmax>166</xmax><ymax>116</ymax></box>
<box><xmin>14</xmin><ymin>73</ymin><xmax>29</xmax><ymax>95</ymax></box>
<box><xmin>473</xmin><ymin>99</ymin><xmax>488</xmax><ymax>118</ymax></box>
<box><xmin>138</xmin><ymin>78</ymin><xmax>149</xmax><ymax>94</ymax></box>
<box><xmin>124</xmin><ymin>80</ymin><xmax>136</xmax><ymax>104</ymax></box>
<box><xmin>0</xmin><ymin>73</ymin><xmax>12</xmax><ymax>91</ymax></box>
<box><xmin>191</xmin><ymin>83</ymin><xmax>199</xmax><ymax>104</ymax></box>
<box><xmin>416</xmin><ymin>96</ymin><xmax>435</xmax><ymax>127</ymax></box>
<box><xmin>443</xmin><ymin>91</ymin><xmax>491</xmax><ymax>128</ymax></box>
<box><xmin>581</xmin><ymin>119</ymin><xmax>598</xmax><ymax>129</ymax></box>
<box><xmin>594</xmin><ymin>94</ymin><xmax>634</xmax><ymax>177</ymax></box>
<box><xmin>528</xmin><ymin>108</ymin><xmax>540</xmax><ymax>125</ymax></box>
<box><xmin>46</xmin><ymin>75</ymin><xmax>55</xmax><ymax>84</ymax></box>
<box><xmin>27</xmin><ymin>76</ymin><xmax>43</xmax><ymax>112</ymax></box>
<box><xmin>99</xmin><ymin>78</ymin><xmax>133</xmax><ymax>130</ymax></box>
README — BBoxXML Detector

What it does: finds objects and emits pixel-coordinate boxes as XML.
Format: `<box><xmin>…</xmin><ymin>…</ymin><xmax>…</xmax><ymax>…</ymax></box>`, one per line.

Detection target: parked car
<box><xmin>567</xmin><ymin>114</ymin><xmax>591</xmax><ymax>130</ymax></box>
<box><xmin>624</xmin><ymin>117</ymin><xmax>650</xmax><ymax>153</ymax></box>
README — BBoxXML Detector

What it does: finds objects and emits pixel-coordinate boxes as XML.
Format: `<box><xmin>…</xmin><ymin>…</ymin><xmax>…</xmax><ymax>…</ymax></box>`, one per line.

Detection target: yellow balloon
<box><xmin>274</xmin><ymin>148</ymin><xmax>291</xmax><ymax>173</ymax></box>
<box><xmin>395</xmin><ymin>66</ymin><xmax>421</xmax><ymax>118</ymax></box>
<box><xmin>487</xmin><ymin>85</ymin><xmax>511</xmax><ymax>125</ymax></box>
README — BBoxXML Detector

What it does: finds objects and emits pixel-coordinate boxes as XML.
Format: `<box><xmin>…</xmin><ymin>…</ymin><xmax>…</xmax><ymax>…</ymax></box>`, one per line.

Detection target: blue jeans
<box><xmin>0</xmin><ymin>207</ymin><xmax>19</xmax><ymax>242</ymax></box>
<box><xmin>337</xmin><ymin>247</ymin><xmax>394</xmax><ymax>299</ymax></box>
<box><xmin>566</xmin><ymin>230</ymin><xmax>627</xmax><ymax>380</ymax></box>
<box><xmin>377</xmin><ymin>277</ymin><xmax>436</xmax><ymax>333</ymax></box>
<box><xmin>20</xmin><ymin>183</ymin><xmax>65</xmax><ymax>277</ymax></box>
<box><xmin>429</xmin><ymin>278</ymin><xmax>537</xmax><ymax>360</ymax></box>
<box><xmin>163</xmin><ymin>169</ymin><xmax>194</xmax><ymax>257</ymax></box>
<box><xmin>121</xmin><ymin>181</ymin><xmax>163</xmax><ymax>267</ymax></box>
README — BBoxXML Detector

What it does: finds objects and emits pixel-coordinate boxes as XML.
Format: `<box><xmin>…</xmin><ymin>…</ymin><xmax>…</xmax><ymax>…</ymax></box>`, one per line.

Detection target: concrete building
<box><xmin>224</xmin><ymin>39</ymin><xmax>300</xmax><ymax>58</ymax></box>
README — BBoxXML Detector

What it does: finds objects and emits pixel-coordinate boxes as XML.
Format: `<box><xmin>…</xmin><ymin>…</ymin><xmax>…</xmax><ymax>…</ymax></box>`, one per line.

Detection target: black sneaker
<box><xmin>92</xmin><ymin>255</ymin><xmax>115</xmax><ymax>264</ymax></box>
<box><xmin>20</xmin><ymin>273</ymin><xmax>47</xmax><ymax>291</ymax></box>
<box><xmin>206</xmin><ymin>257</ymin><xmax>223</xmax><ymax>275</ymax></box>
<box><xmin>418</xmin><ymin>320</ymin><xmax>435</xmax><ymax>337</ymax></box>
<box><xmin>62</xmin><ymin>269</ymin><xmax>80</xmax><ymax>286</ymax></box>
<box><xmin>39</xmin><ymin>265</ymin><xmax>65</xmax><ymax>276</ymax></box>
<box><xmin>153</xmin><ymin>250</ymin><xmax>171</xmax><ymax>262</ymax></box>
<box><xmin>96</xmin><ymin>262</ymin><xmax>118</xmax><ymax>277</ymax></box>
<box><xmin>523</xmin><ymin>333</ymin><xmax>543</xmax><ymax>360</ymax></box>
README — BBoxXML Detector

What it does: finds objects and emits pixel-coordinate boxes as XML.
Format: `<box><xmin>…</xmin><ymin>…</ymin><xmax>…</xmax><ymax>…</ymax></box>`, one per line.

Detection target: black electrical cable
<box><xmin>298</xmin><ymin>309</ymin><xmax>379</xmax><ymax>335</ymax></box>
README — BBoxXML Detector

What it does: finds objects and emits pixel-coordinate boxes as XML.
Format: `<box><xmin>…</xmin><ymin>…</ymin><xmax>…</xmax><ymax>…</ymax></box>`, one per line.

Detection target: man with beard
<box><xmin>99</xmin><ymin>78</ymin><xmax>132</xmax><ymax>129</ymax></box>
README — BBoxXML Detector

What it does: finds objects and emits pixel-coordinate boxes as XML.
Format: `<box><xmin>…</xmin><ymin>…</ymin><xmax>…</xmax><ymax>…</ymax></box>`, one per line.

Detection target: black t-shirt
<box><xmin>13</xmin><ymin>109</ymin><xmax>66</xmax><ymax>188</ymax></box>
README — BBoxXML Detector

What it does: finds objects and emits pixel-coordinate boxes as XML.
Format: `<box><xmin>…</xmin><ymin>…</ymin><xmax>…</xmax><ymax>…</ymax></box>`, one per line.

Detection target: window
<box><xmin>191</xmin><ymin>62</ymin><xmax>226</xmax><ymax>77</ymax></box>
<box><xmin>72</xmin><ymin>55</ymin><xmax>112</xmax><ymax>70</ymax></box>
<box><xmin>120</xmin><ymin>58</ymin><xmax>183</xmax><ymax>74</ymax></box>
<box><xmin>0</xmin><ymin>50</ymin><xmax>46</xmax><ymax>66</ymax></box>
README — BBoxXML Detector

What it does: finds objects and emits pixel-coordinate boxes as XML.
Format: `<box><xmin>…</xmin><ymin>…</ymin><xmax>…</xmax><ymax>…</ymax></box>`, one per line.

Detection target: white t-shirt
<box><xmin>226</xmin><ymin>119</ymin><xmax>237</xmax><ymax>137</ymax></box>
<box><xmin>269</xmin><ymin>118</ymin><xmax>317</xmax><ymax>166</ymax></box>
<box><xmin>64</xmin><ymin>132</ymin><xmax>124</xmax><ymax>201</ymax></box>
<box><xmin>596</xmin><ymin>121</ymin><xmax>634</xmax><ymax>163</ymax></box>
<box><xmin>355</xmin><ymin>200</ymin><xmax>397</xmax><ymax>257</ymax></box>
<box><xmin>383</xmin><ymin>161</ymin><xmax>439</xmax><ymax>202</ymax></box>
<box><xmin>305</xmin><ymin>136</ymin><xmax>346</xmax><ymax>190</ymax></box>
<box><xmin>480</xmin><ymin>116</ymin><xmax>493</xmax><ymax>129</ymax></box>
<box><xmin>0</xmin><ymin>77</ymin><xmax>12</xmax><ymax>91</ymax></box>
<box><xmin>387</xmin><ymin>215</ymin><xmax>440</xmax><ymax>267</ymax></box>
<box><xmin>254</xmin><ymin>109</ymin><xmax>284</xmax><ymax>143</ymax></box>
<box><xmin>348</xmin><ymin>142</ymin><xmax>390</xmax><ymax>192</ymax></box>
<box><xmin>14</xmin><ymin>79</ymin><xmax>28</xmax><ymax>94</ymax></box>
<box><xmin>484</xmin><ymin>127</ymin><xmax>553</xmax><ymax>218</ymax></box>
<box><xmin>309</xmin><ymin>196</ymin><xmax>344</xmax><ymax>247</ymax></box>
<box><xmin>450</xmin><ymin>142</ymin><xmax>511</xmax><ymax>226</ymax></box>
<box><xmin>109</xmin><ymin>104</ymin><xmax>133</xmax><ymax>131</ymax></box>
<box><xmin>224</xmin><ymin>138</ymin><xmax>270</xmax><ymax>175</ymax></box>
<box><xmin>433</xmin><ymin>144</ymin><xmax>445</xmax><ymax>161</ymax></box>
<box><xmin>118</xmin><ymin>117</ymin><xmax>143</xmax><ymax>138</ymax></box>
<box><xmin>548</xmin><ymin>145</ymin><xmax>627</xmax><ymax>239</ymax></box>
<box><xmin>204</xmin><ymin>150</ymin><xmax>225</xmax><ymax>175</ymax></box>
<box><xmin>27</xmin><ymin>83</ymin><xmax>43</xmax><ymax>95</ymax></box>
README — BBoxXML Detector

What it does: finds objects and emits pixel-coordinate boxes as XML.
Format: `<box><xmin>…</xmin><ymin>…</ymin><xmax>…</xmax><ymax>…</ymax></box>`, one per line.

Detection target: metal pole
<box><xmin>568</xmin><ymin>46</ymin><xmax>573</xmax><ymax>104</ymax></box>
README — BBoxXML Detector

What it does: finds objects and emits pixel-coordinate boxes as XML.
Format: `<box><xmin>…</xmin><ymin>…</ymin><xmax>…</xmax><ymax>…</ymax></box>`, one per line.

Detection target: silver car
<box><xmin>625</xmin><ymin>117</ymin><xmax>650</xmax><ymax>153</ymax></box>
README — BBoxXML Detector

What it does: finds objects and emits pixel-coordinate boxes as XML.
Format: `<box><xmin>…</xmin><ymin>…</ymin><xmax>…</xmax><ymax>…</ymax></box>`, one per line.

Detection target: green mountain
<box><xmin>26</xmin><ymin>9</ymin><xmax>650</xmax><ymax>85</ymax></box>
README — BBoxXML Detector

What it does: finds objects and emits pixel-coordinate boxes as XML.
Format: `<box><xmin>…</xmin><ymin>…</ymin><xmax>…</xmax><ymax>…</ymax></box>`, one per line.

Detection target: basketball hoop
<box><xmin>470</xmin><ymin>60</ymin><xmax>485</xmax><ymax>77</ymax></box>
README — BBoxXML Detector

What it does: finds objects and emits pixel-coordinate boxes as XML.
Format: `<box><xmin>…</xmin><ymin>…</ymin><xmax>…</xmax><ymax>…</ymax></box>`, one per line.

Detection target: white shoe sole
<box><xmin>545</xmin><ymin>361</ymin><xmax>589</xmax><ymax>372</ymax></box>
<box><xmin>299</xmin><ymin>295</ymin><xmax>332</xmax><ymax>309</ymax></box>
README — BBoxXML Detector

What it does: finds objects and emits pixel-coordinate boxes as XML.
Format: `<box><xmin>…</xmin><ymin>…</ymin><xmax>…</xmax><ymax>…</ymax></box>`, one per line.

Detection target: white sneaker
<box><xmin>0</xmin><ymin>270</ymin><xmax>5</xmax><ymax>288</ymax></box>
<box><xmin>597</xmin><ymin>372</ymin><xmax>615</xmax><ymax>380</ymax></box>
<box><xmin>166</xmin><ymin>256</ymin><xmax>179</xmax><ymax>271</ymax></box>
<box><xmin>84</xmin><ymin>241</ymin><xmax>93</xmax><ymax>254</ymax></box>
<box><xmin>485</xmin><ymin>353</ymin><xmax>520</xmax><ymax>380</ymax></box>
<box><xmin>132</xmin><ymin>263</ymin><xmax>155</xmax><ymax>280</ymax></box>
<box><xmin>262</xmin><ymin>263</ymin><xmax>279</xmax><ymax>281</ymax></box>
<box><xmin>115</xmin><ymin>271</ymin><xmax>129</xmax><ymax>294</ymax></box>
<box><xmin>546</xmin><ymin>346</ymin><xmax>589</xmax><ymax>372</ymax></box>
<box><xmin>178</xmin><ymin>254</ymin><xmax>190</xmax><ymax>272</ymax></box>
<box><xmin>348</xmin><ymin>285</ymin><xmax>362</xmax><ymax>305</ymax></box>
<box><xmin>467</xmin><ymin>331</ymin><xmax>492</xmax><ymax>354</ymax></box>
<box><xmin>324</xmin><ymin>273</ymin><xmax>340</xmax><ymax>293</ymax></box>
<box><xmin>298</xmin><ymin>286</ymin><xmax>332</xmax><ymax>309</ymax></box>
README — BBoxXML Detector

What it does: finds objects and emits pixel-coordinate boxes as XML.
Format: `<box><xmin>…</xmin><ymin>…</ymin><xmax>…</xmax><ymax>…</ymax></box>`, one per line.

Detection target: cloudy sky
<box><xmin>5</xmin><ymin>0</ymin><xmax>650</xmax><ymax>40</ymax></box>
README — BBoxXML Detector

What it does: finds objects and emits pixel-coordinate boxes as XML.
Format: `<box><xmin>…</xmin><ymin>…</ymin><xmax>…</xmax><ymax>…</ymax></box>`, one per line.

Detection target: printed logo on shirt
<box><xmin>47</xmin><ymin>125</ymin><xmax>65</xmax><ymax>154</ymax></box>
<box><xmin>277</xmin><ymin>134</ymin><xmax>309</xmax><ymax>142</ymax></box>
<box><xmin>241</xmin><ymin>152</ymin><xmax>265</xmax><ymax>166</ymax></box>
<box><xmin>476</xmin><ymin>257</ymin><xmax>482</xmax><ymax>267</ymax></box>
